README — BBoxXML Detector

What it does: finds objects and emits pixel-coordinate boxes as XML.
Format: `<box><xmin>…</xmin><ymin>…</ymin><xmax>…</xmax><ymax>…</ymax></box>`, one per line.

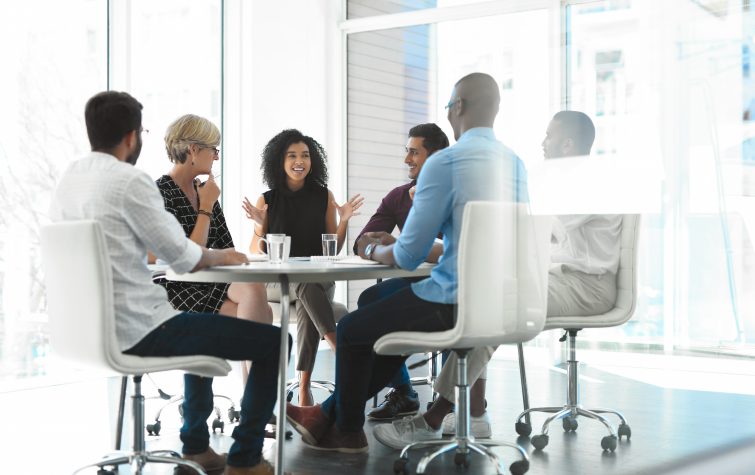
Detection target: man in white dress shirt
<box><xmin>50</xmin><ymin>91</ymin><xmax>284</xmax><ymax>475</ymax></box>
<box><xmin>543</xmin><ymin>110</ymin><xmax>622</xmax><ymax>315</ymax></box>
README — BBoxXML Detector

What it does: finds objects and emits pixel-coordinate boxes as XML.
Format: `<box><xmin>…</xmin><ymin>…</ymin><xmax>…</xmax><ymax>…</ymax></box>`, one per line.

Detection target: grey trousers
<box><xmin>547</xmin><ymin>267</ymin><xmax>616</xmax><ymax>317</ymax></box>
<box><xmin>433</xmin><ymin>346</ymin><xmax>497</xmax><ymax>402</ymax></box>
<box><xmin>294</xmin><ymin>281</ymin><xmax>337</xmax><ymax>372</ymax></box>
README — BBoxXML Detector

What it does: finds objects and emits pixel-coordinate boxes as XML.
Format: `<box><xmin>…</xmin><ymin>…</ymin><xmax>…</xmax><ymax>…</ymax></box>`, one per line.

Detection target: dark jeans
<box><xmin>357</xmin><ymin>279</ymin><xmax>419</xmax><ymax>393</ymax></box>
<box><xmin>321</xmin><ymin>279</ymin><xmax>455</xmax><ymax>432</ymax></box>
<box><xmin>125</xmin><ymin>312</ymin><xmax>290</xmax><ymax>468</ymax></box>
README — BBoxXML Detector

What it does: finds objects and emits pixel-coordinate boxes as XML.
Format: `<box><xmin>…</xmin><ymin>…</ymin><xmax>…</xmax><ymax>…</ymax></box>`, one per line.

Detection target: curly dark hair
<box><xmin>261</xmin><ymin>129</ymin><xmax>329</xmax><ymax>189</ymax></box>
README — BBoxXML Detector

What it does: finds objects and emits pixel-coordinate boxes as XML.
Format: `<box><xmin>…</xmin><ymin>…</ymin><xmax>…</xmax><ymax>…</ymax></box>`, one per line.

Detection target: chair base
<box><xmin>285</xmin><ymin>378</ymin><xmax>335</xmax><ymax>402</ymax></box>
<box><xmin>393</xmin><ymin>437</ymin><xmax>529</xmax><ymax>475</ymax></box>
<box><xmin>73</xmin><ymin>450</ymin><xmax>206</xmax><ymax>475</ymax></box>
<box><xmin>146</xmin><ymin>393</ymin><xmax>236</xmax><ymax>436</ymax></box>
<box><xmin>515</xmin><ymin>404</ymin><xmax>631</xmax><ymax>452</ymax></box>
<box><xmin>515</xmin><ymin>331</ymin><xmax>632</xmax><ymax>452</ymax></box>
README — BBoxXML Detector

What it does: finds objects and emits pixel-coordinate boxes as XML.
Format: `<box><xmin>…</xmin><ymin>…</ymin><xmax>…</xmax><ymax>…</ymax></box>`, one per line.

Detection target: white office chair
<box><xmin>266</xmin><ymin>286</ymin><xmax>349</xmax><ymax>400</ymax></box>
<box><xmin>41</xmin><ymin>220</ymin><xmax>231</xmax><ymax>475</ymax></box>
<box><xmin>514</xmin><ymin>214</ymin><xmax>640</xmax><ymax>452</ymax></box>
<box><xmin>374</xmin><ymin>202</ymin><xmax>552</xmax><ymax>475</ymax></box>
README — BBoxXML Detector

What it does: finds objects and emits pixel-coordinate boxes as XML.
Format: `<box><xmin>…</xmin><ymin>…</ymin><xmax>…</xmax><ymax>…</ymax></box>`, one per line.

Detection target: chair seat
<box><xmin>375</xmin><ymin>328</ymin><xmax>542</xmax><ymax>357</ymax></box>
<box><xmin>109</xmin><ymin>353</ymin><xmax>231</xmax><ymax>378</ymax></box>
<box><xmin>544</xmin><ymin>305</ymin><xmax>633</xmax><ymax>330</ymax></box>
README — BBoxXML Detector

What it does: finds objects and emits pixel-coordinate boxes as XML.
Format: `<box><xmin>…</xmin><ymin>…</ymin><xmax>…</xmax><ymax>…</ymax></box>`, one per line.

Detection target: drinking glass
<box><xmin>321</xmin><ymin>233</ymin><xmax>337</xmax><ymax>257</ymax></box>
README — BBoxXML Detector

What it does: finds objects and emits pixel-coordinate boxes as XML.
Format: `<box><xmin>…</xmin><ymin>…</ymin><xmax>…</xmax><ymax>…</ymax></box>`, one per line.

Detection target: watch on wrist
<box><xmin>365</xmin><ymin>243</ymin><xmax>376</xmax><ymax>260</ymax></box>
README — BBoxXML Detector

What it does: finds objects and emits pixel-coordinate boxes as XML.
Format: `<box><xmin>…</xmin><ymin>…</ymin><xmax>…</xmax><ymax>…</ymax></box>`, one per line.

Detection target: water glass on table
<box><xmin>258</xmin><ymin>234</ymin><xmax>291</xmax><ymax>264</ymax></box>
<box><xmin>321</xmin><ymin>233</ymin><xmax>337</xmax><ymax>258</ymax></box>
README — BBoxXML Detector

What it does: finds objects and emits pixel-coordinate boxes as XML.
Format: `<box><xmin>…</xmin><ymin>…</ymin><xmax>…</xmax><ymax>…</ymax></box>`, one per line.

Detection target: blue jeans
<box><xmin>357</xmin><ymin>279</ymin><xmax>419</xmax><ymax>393</ymax></box>
<box><xmin>321</xmin><ymin>279</ymin><xmax>455</xmax><ymax>432</ymax></box>
<box><xmin>125</xmin><ymin>312</ymin><xmax>290</xmax><ymax>468</ymax></box>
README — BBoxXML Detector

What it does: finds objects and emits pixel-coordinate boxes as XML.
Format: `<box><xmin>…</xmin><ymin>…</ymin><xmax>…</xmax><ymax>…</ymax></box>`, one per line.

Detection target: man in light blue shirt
<box><xmin>285</xmin><ymin>73</ymin><xmax>526</xmax><ymax>453</ymax></box>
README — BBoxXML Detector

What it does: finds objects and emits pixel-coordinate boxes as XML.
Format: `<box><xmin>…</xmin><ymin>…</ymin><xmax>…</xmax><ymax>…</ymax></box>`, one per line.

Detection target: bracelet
<box><xmin>197</xmin><ymin>209</ymin><xmax>212</xmax><ymax>218</ymax></box>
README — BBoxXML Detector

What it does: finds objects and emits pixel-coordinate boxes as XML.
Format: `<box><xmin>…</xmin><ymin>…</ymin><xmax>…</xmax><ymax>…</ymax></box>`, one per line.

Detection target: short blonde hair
<box><xmin>164</xmin><ymin>114</ymin><xmax>220</xmax><ymax>164</ymax></box>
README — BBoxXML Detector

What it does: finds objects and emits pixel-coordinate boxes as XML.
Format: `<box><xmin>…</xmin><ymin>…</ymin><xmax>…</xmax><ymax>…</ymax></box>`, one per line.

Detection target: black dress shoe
<box><xmin>367</xmin><ymin>388</ymin><xmax>420</xmax><ymax>420</ymax></box>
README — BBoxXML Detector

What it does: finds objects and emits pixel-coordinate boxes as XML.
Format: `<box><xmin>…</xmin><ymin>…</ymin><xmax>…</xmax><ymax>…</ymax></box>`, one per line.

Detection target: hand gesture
<box><xmin>335</xmin><ymin>194</ymin><xmax>364</xmax><ymax>222</ymax></box>
<box><xmin>242</xmin><ymin>196</ymin><xmax>267</xmax><ymax>227</ymax></box>
<box><xmin>408</xmin><ymin>186</ymin><xmax>416</xmax><ymax>201</ymax></box>
<box><xmin>197</xmin><ymin>175</ymin><xmax>220</xmax><ymax>209</ymax></box>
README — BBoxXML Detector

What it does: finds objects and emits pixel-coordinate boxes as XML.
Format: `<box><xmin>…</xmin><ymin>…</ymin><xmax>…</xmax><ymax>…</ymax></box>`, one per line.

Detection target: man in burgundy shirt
<box><xmin>353</xmin><ymin>123</ymin><xmax>449</xmax><ymax>420</ymax></box>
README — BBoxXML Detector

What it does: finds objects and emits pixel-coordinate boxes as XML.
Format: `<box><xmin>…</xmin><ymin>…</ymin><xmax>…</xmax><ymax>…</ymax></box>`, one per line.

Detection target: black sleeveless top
<box><xmin>263</xmin><ymin>182</ymin><xmax>329</xmax><ymax>257</ymax></box>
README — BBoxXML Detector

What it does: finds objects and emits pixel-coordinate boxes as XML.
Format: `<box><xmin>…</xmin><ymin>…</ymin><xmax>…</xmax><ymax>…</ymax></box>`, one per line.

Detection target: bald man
<box><xmin>286</xmin><ymin>73</ymin><xmax>527</xmax><ymax>453</ymax></box>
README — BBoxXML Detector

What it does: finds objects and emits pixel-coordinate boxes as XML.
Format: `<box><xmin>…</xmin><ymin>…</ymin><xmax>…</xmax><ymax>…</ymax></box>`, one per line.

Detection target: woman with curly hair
<box><xmin>243</xmin><ymin>128</ymin><xmax>363</xmax><ymax>406</ymax></box>
<box><xmin>153</xmin><ymin>114</ymin><xmax>273</xmax><ymax>384</ymax></box>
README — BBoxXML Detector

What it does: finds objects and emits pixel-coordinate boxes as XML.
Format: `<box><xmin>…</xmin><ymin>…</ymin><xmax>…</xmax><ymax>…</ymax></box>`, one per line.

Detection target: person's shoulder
<box><xmin>385</xmin><ymin>182</ymin><xmax>413</xmax><ymax>198</ymax></box>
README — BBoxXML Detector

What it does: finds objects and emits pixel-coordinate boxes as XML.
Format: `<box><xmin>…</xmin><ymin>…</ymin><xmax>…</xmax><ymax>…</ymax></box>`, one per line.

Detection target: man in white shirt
<box><xmin>50</xmin><ymin>91</ymin><xmax>284</xmax><ymax>475</ymax></box>
<box><xmin>543</xmin><ymin>110</ymin><xmax>622</xmax><ymax>315</ymax></box>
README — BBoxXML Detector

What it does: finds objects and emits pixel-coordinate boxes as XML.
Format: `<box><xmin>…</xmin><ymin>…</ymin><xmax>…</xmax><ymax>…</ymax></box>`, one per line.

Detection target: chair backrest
<box><xmin>544</xmin><ymin>213</ymin><xmax>640</xmax><ymax>329</ymax></box>
<box><xmin>454</xmin><ymin>201</ymin><xmax>552</xmax><ymax>347</ymax></box>
<box><xmin>41</xmin><ymin>220</ymin><xmax>118</xmax><ymax>373</ymax></box>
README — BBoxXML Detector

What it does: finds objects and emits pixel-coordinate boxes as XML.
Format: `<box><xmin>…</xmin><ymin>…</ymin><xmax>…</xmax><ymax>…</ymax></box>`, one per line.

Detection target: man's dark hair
<box><xmin>84</xmin><ymin>91</ymin><xmax>143</xmax><ymax>152</ymax></box>
<box><xmin>408</xmin><ymin>123</ymin><xmax>450</xmax><ymax>155</ymax></box>
<box><xmin>261</xmin><ymin>129</ymin><xmax>328</xmax><ymax>189</ymax></box>
<box><xmin>553</xmin><ymin>110</ymin><xmax>595</xmax><ymax>155</ymax></box>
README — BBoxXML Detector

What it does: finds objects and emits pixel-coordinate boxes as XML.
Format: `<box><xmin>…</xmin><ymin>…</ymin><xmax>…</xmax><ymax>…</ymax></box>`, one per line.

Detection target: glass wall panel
<box><xmin>567</xmin><ymin>0</ymin><xmax>755</xmax><ymax>354</ymax></box>
<box><xmin>0</xmin><ymin>0</ymin><xmax>107</xmax><ymax>380</ymax></box>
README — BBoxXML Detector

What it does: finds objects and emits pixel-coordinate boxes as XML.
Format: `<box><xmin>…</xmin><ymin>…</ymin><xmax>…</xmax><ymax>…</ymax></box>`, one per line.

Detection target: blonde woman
<box><xmin>154</xmin><ymin>114</ymin><xmax>273</xmax><ymax>381</ymax></box>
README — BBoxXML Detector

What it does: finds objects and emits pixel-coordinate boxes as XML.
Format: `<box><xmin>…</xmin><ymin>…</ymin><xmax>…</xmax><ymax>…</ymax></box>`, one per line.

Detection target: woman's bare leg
<box><xmin>298</xmin><ymin>371</ymin><xmax>314</xmax><ymax>406</ymax></box>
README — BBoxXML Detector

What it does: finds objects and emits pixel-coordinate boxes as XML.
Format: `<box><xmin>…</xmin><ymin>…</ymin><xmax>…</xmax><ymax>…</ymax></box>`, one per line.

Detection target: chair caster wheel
<box><xmin>454</xmin><ymin>452</ymin><xmax>470</xmax><ymax>468</ymax></box>
<box><xmin>618</xmin><ymin>423</ymin><xmax>631</xmax><ymax>441</ymax></box>
<box><xmin>531</xmin><ymin>434</ymin><xmax>549</xmax><ymax>450</ymax></box>
<box><xmin>286</xmin><ymin>391</ymin><xmax>294</xmax><ymax>403</ymax></box>
<box><xmin>562</xmin><ymin>416</ymin><xmax>578</xmax><ymax>432</ymax></box>
<box><xmin>212</xmin><ymin>418</ymin><xmax>225</xmax><ymax>434</ymax></box>
<box><xmin>509</xmin><ymin>459</ymin><xmax>529</xmax><ymax>475</ymax></box>
<box><xmin>228</xmin><ymin>407</ymin><xmax>240</xmax><ymax>423</ymax></box>
<box><xmin>97</xmin><ymin>469</ymin><xmax>117</xmax><ymax>475</ymax></box>
<box><xmin>515</xmin><ymin>421</ymin><xmax>532</xmax><ymax>437</ymax></box>
<box><xmin>146</xmin><ymin>420</ymin><xmax>161</xmax><ymax>436</ymax></box>
<box><xmin>426</xmin><ymin>401</ymin><xmax>434</xmax><ymax>411</ymax></box>
<box><xmin>393</xmin><ymin>458</ymin><xmax>409</xmax><ymax>474</ymax></box>
<box><xmin>601</xmin><ymin>435</ymin><xmax>617</xmax><ymax>452</ymax></box>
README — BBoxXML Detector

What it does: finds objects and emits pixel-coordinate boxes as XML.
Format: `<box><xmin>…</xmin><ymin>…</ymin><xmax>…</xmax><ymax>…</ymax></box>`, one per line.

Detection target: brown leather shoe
<box><xmin>223</xmin><ymin>459</ymin><xmax>274</xmax><ymax>475</ymax></box>
<box><xmin>285</xmin><ymin>402</ymin><xmax>332</xmax><ymax>445</ymax></box>
<box><xmin>304</xmin><ymin>423</ymin><xmax>369</xmax><ymax>454</ymax></box>
<box><xmin>174</xmin><ymin>446</ymin><xmax>226</xmax><ymax>474</ymax></box>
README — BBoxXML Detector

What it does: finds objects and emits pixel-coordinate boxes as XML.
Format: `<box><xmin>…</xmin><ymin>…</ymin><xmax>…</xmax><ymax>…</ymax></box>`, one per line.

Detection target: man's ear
<box><xmin>561</xmin><ymin>137</ymin><xmax>575</xmax><ymax>155</ymax></box>
<box><xmin>124</xmin><ymin>129</ymin><xmax>138</xmax><ymax>148</ymax></box>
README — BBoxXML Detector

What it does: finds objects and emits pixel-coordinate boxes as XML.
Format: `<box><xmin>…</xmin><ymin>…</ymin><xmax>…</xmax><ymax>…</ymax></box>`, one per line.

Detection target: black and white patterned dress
<box><xmin>154</xmin><ymin>175</ymin><xmax>233</xmax><ymax>314</ymax></box>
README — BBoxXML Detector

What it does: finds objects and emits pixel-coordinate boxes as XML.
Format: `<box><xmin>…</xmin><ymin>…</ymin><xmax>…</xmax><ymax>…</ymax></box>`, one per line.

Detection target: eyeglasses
<box><xmin>444</xmin><ymin>98</ymin><xmax>462</xmax><ymax>110</ymax></box>
<box><xmin>139</xmin><ymin>127</ymin><xmax>149</xmax><ymax>134</ymax></box>
<box><xmin>203</xmin><ymin>146</ymin><xmax>220</xmax><ymax>156</ymax></box>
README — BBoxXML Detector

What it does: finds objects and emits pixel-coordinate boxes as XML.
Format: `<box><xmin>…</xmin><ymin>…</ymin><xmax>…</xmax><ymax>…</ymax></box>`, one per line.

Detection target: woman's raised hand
<box><xmin>197</xmin><ymin>175</ymin><xmax>221</xmax><ymax>209</ymax></box>
<box><xmin>242</xmin><ymin>196</ymin><xmax>267</xmax><ymax>227</ymax></box>
<box><xmin>335</xmin><ymin>194</ymin><xmax>364</xmax><ymax>222</ymax></box>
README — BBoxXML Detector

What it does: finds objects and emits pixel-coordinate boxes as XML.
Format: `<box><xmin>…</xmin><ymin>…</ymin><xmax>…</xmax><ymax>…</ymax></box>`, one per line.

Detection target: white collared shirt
<box><xmin>50</xmin><ymin>152</ymin><xmax>202</xmax><ymax>351</ymax></box>
<box><xmin>551</xmin><ymin>214</ymin><xmax>623</xmax><ymax>275</ymax></box>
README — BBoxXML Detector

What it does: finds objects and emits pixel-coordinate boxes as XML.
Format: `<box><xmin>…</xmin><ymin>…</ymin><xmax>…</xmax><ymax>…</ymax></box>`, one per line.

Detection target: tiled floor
<box><xmin>4</xmin><ymin>350</ymin><xmax>755</xmax><ymax>474</ymax></box>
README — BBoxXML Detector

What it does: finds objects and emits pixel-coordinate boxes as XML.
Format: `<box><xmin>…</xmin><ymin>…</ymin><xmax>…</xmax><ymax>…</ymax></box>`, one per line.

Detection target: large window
<box><xmin>0</xmin><ymin>0</ymin><xmax>107</xmax><ymax>381</ymax></box>
<box><xmin>567</xmin><ymin>0</ymin><xmax>755</xmax><ymax>354</ymax></box>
